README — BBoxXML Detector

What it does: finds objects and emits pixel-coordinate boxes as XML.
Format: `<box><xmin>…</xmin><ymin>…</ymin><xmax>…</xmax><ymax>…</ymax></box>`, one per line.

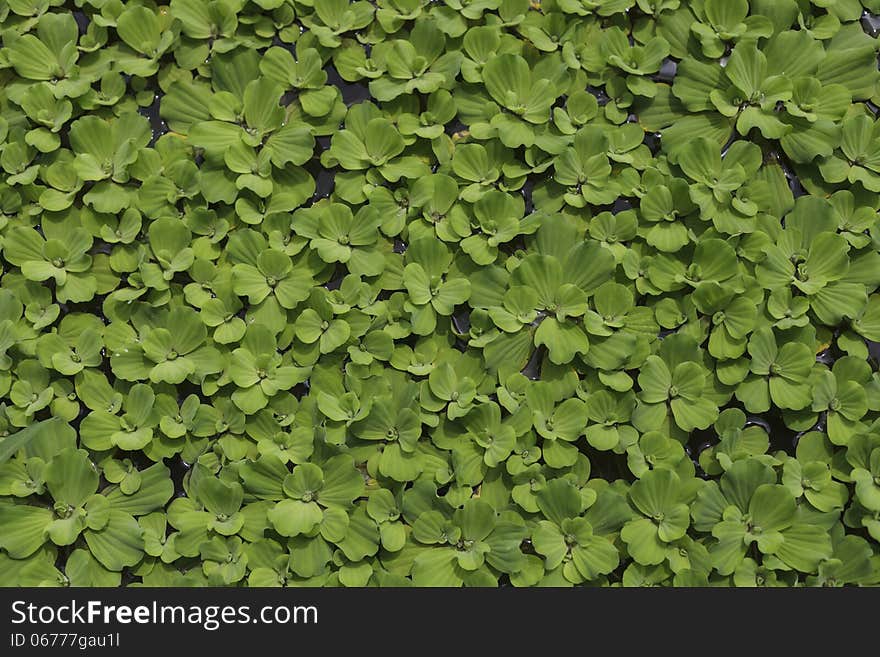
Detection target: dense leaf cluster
<box><xmin>2</xmin><ymin>0</ymin><xmax>880</xmax><ymax>587</ymax></box>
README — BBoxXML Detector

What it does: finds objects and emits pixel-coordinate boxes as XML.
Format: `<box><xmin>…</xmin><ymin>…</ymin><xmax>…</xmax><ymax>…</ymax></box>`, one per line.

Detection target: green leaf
<box><xmin>412</xmin><ymin>547</ymin><xmax>461</xmax><ymax>586</ymax></box>
<box><xmin>749</xmin><ymin>485</ymin><xmax>796</xmax><ymax>532</ymax></box>
<box><xmin>0</xmin><ymin>504</ymin><xmax>52</xmax><ymax>558</ymax></box>
<box><xmin>536</xmin><ymin>479</ymin><xmax>582</xmax><ymax>525</ymax></box>
<box><xmin>776</xmin><ymin>525</ymin><xmax>833</xmax><ymax>573</ymax></box>
<box><xmin>0</xmin><ymin>417</ymin><xmax>64</xmax><ymax>465</ymax></box>
<box><xmin>265</xmin><ymin>124</ymin><xmax>315</xmax><ymax>167</ymax></box>
<box><xmin>117</xmin><ymin>6</ymin><xmax>162</xmax><ymax>55</ymax></box>
<box><xmin>621</xmin><ymin>518</ymin><xmax>666</xmax><ymax>566</ymax></box>
<box><xmin>319</xmin><ymin>456</ymin><xmax>364</xmax><ymax>507</ymax></box>
<box><xmin>83</xmin><ymin>511</ymin><xmax>145</xmax><ymax>571</ymax></box>
<box><xmin>243</xmin><ymin>78</ymin><xmax>285</xmax><ymax>133</ymax></box>
<box><xmin>534</xmin><ymin>318</ymin><xmax>589</xmax><ymax>365</ymax></box>
<box><xmin>45</xmin><ymin>448</ymin><xmax>98</xmax><ymax>508</ymax></box>
<box><xmin>267</xmin><ymin>499</ymin><xmax>323</xmax><ymax>537</ymax></box>
<box><xmin>725</xmin><ymin>41</ymin><xmax>767</xmax><ymax>98</ymax></box>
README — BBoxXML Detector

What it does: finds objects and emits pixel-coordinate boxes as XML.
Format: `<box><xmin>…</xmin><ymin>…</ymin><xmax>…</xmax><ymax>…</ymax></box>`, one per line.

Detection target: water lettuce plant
<box><xmin>1</xmin><ymin>0</ymin><xmax>880</xmax><ymax>588</ymax></box>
